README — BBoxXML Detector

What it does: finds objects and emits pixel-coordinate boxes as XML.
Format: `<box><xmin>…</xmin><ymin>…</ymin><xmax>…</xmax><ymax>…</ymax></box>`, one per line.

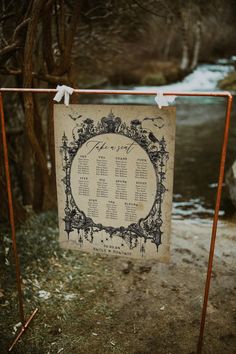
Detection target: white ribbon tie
<box><xmin>53</xmin><ymin>85</ymin><xmax>74</xmax><ymax>106</ymax></box>
<box><xmin>155</xmin><ymin>92</ymin><xmax>176</xmax><ymax>108</ymax></box>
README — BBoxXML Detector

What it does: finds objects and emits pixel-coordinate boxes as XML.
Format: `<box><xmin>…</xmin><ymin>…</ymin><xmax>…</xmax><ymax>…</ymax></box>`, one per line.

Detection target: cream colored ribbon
<box><xmin>53</xmin><ymin>85</ymin><xmax>74</xmax><ymax>106</ymax></box>
<box><xmin>155</xmin><ymin>91</ymin><xmax>176</xmax><ymax>108</ymax></box>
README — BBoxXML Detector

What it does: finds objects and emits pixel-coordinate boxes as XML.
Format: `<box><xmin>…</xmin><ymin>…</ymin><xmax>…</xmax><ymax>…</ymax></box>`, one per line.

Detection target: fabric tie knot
<box><xmin>53</xmin><ymin>85</ymin><xmax>74</xmax><ymax>106</ymax></box>
<box><xmin>155</xmin><ymin>92</ymin><xmax>176</xmax><ymax>108</ymax></box>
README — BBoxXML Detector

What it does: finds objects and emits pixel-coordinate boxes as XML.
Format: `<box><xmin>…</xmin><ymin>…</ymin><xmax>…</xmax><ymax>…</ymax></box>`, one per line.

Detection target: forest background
<box><xmin>0</xmin><ymin>0</ymin><xmax>236</xmax><ymax>221</ymax></box>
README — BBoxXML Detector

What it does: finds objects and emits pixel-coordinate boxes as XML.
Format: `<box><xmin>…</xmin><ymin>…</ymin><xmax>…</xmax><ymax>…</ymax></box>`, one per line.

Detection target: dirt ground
<box><xmin>0</xmin><ymin>212</ymin><xmax>235</xmax><ymax>354</ymax></box>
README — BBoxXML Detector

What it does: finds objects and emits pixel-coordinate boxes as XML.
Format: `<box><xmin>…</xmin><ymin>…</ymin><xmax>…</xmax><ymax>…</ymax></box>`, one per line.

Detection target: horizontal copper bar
<box><xmin>0</xmin><ymin>87</ymin><xmax>232</xmax><ymax>98</ymax></box>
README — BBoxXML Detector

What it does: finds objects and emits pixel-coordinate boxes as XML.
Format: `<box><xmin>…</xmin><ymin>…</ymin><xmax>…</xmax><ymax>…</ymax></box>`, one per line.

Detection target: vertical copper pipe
<box><xmin>8</xmin><ymin>307</ymin><xmax>39</xmax><ymax>352</ymax></box>
<box><xmin>0</xmin><ymin>94</ymin><xmax>25</xmax><ymax>324</ymax></box>
<box><xmin>197</xmin><ymin>94</ymin><xmax>233</xmax><ymax>353</ymax></box>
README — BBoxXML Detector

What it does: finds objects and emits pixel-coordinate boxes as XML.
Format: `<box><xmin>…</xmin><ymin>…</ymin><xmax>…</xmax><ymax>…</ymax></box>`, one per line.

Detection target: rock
<box><xmin>121</xmin><ymin>260</ymin><xmax>133</xmax><ymax>274</ymax></box>
<box><xmin>138</xmin><ymin>265</ymin><xmax>152</xmax><ymax>273</ymax></box>
<box><xmin>141</xmin><ymin>72</ymin><xmax>166</xmax><ymax>86</ymax></box>
<box><xmin>225</xmin><ymin>161</ymin><xmax>236</xmax><ymax>208</ymax></box>
<box><xmin>207</xmin><ymin>301</ymin><xmax>218</xmax><ymax>314</ymax></box>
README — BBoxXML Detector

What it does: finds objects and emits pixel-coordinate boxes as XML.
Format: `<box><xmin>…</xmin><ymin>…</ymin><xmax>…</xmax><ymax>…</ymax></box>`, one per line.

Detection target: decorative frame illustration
<box><xmin>60</xmin><ymin>111</ymin><xmax>169</xmax><ymax>254</ymax></box>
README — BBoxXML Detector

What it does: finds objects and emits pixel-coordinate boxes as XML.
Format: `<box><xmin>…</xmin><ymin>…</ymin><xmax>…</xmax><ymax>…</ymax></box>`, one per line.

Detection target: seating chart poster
<box><xmin>54</xmin><ymin>104</ymin><xmax>176</xmax><ymax>261</ymax></box>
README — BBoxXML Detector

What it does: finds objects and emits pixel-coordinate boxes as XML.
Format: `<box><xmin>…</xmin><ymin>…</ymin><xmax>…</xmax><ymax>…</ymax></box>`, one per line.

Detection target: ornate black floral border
<box><xmin>60</xmin><ymin>111</ymin><xmax>169</xmax><ymax>255</ymax></box>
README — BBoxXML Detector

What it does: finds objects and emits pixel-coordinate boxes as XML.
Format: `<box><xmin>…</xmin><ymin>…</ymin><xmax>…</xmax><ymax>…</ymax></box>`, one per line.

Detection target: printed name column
<box><xmin>78</xmin><ymin>155</ymin><xmax>89</xmax><ymax>196</ymax></box>
<box><xmin>135</xmin><ymin>158</ymin><xmax>148</xmax><ymax>202</ymax></box>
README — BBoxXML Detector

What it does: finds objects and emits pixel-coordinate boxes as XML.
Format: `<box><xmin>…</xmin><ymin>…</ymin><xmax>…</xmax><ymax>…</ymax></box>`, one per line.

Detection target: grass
<box><xmin>1</xmin><ymin>212</ymin><xmax>235</xmax><ymax>353</ymax></box>
<box><xmin>0</xmin><ymin>212</ymin><xmax>123</xmax><ymax>354</ymax></box>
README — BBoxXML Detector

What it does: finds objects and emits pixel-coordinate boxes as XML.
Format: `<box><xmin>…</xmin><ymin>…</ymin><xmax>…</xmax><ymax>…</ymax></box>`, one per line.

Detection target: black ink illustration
<box><xmin>143</xmin><ymin>116</ymin><xmax>165</xmax><ymax>129</ymax></box>
<box><xmin>60</xmin><ymin>111</ymin><xmax>169</xmax><ymax>255</ymax></box>
<box><xmin>69</xmin><ymin>114</ymin><xmax>83</xmax><ymax>121</ymax></box>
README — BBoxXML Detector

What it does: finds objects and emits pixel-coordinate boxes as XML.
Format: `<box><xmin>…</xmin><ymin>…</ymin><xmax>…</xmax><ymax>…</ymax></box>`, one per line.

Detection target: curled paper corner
<box><xmin>53</xmin><ymin>85</ymin><xmax>74</xmax><ymax>106</ymax></box>
<box><xmin>155</xmin><ymin>92</ymin><xmax>177</xmax><ymax>109</ymax></box>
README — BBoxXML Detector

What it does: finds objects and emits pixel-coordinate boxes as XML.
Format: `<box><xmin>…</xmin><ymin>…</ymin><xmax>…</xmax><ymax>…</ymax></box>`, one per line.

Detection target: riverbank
<box><xmin>1</xmin><ymin>212</ymin><xmax>235</xmax><ymax>353</ymax></box>
<box><xmin>218</xmin><ymin>70</ymin><xmax>236</xmax><ymax>91</ymax></box>
<box><xmin>108</xmin><ymin>60</ymin><xmax>187</xmax><ymax>86</ymax></box>
<box><xmin>78</xmin><ymin>60</ymin><xmax>187</xmax><ymax>88</ymax></box>
<box><xmin>79</xmin><ymin>60</ymin><xmax>234</xmax><ymax>90</ymax></box>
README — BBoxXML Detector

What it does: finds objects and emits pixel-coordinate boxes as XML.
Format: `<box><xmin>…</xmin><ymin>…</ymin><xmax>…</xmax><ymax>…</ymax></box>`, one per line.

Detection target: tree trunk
<box><xmin>22</xmin><ymin>0</ymin><xmax>54</xmax><ymax>210</ymax></box>
<box><xmin>163</xmin><ymin>29</ymin><xmax>174</xmax><ymax>60</ymax></box>
<box><xmin>190</xmin><ymin>20</ymin><xmax>201</xmax><ymax>70</ymax></box>
<box><xmin>21</xmin><ymin>134</ymin><xmax>33</xmax><ymax>205</ymax></box>
<box><xmin>180</xmin><ymin>12</ymin><xmax>189</xmax><ymax>71</ymax></box>
<box><xmin>0</xmin><ymin>144</ymin><xmax>27</xmax><ymax>223</ymax></box>
<box><xmin>32</xmin><ymin>94</ymin><xmax>45</xmax><ymax>211</ymax></box>
<box><xmin>47</xmin><ymin>94</ymin><xmax>57</xmax><ymax>208</ymax></box>
<box><xmin>15</xmin><ymin>72</ymin><xmax>34</xmax><ymax>206</ymax></box>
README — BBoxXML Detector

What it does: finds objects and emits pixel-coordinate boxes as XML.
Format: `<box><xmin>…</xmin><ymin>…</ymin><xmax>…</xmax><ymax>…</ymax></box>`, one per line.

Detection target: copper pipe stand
<box><xmin>0</xmin><ymin>88</ymin><xmax>233</xmax><ymax>354</ymax></box>
<box><xmin>8</xmin><ymin>308</ymin><xmax>39</xmax><ymax>352</ymax></box>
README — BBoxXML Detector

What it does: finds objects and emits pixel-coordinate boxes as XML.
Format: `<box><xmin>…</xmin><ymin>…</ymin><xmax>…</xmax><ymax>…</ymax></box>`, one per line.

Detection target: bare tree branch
<box><xmin>131</xmin><ymin>0</ymin><xmax>166</xmax><ymax>18</ymax></box>
<box><xmin>13</xmin><ymin>18</ymin><xmax>30</xmax><ymax>41</ymax></box>
<box><xmin>42</xmin><ymin>1</ymin><xmax>55</xmax><ymax>72</ymax></box>
<box><xmin>0</xmin><ymin>12</ymin><xmax>15</xmax><ymax>23</ymax></box>
<box><xmin>0</xmin><ymin>18</ymin><xmax>30</xmax><ymax>65</ymax></box>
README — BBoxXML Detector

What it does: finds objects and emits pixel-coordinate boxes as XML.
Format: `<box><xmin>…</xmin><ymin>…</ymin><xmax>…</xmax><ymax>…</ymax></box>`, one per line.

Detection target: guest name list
<box><xmin>70</xmin><ymin>133</ymin><xmax>157</xmax><ymax>228</ymax></box>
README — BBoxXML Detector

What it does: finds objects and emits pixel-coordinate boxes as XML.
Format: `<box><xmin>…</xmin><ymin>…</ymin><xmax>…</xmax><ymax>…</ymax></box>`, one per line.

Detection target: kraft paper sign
<box><xmin>54</xmin><ymin>104</ymin><xmax>176</xmax><ymax>261</ymax></box>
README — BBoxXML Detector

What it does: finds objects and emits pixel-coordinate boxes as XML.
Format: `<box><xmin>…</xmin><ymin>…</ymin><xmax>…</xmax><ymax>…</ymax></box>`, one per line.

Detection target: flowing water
<box><xmin>83</xmin><ymin>63</ymin><xmax>236</xmax><ymax>219</ymax></box>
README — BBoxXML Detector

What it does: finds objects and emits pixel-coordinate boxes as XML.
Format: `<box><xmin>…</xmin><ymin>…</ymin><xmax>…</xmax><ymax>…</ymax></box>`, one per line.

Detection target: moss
<box><xmin>218</xmin><ymin>70</ymin><xmax>236</xmax><ymax>90</ymax></box>
<box><xmin>141</xmin><ymin>72</ymin><xmax>166</xmax><ymax>86</ymax></box>
<box><xmin>108</xmin><ymin>71</ymin><xmax>140</xmax><ymax>86</ymax></box>
<box><xmin>108</xmin><ymin>60</ymin><xmax>184</xmax><ymax>86</ymax></box>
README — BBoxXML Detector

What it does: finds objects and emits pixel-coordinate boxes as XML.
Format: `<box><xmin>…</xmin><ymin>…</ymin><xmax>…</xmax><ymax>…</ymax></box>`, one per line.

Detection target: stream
<box><xmin>84</xmin><ymin>63</ymin><xmax>236</xmax><ymax>219</ymax></box>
